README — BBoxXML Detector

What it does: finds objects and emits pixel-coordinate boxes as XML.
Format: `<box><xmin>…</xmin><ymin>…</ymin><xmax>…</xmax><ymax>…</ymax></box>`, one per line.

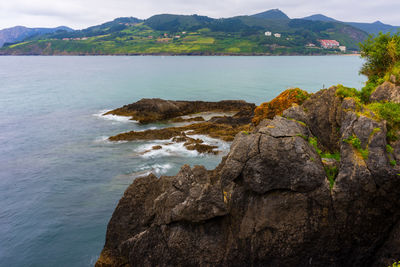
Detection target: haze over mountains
<box><xmin>0</xmin><ymin>9</ymin><xmax>398</xmax><ymax>54</ymax></box>
<box><xmin>0</xmin><ymin>26</ymin><xmax>73</xmax><ymax>47</ymax></box>
<box><xmin>302</xmin><ymin>13</ymin><xmax>400</xmax><ymax>35</ymax></box>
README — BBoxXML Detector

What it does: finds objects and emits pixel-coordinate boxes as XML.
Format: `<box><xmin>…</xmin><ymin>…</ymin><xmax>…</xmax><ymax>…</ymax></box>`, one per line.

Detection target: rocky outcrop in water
<box><xmin>97</xmin><ymin>87</ymin><xmax>400</xmax><ymax>266</ymax></box>
<box><xmin>106</xmin><ymin>99</ymin><xmax>256</xmax><ymax>154</ymax></box>
<box><xmin>105</xmin><ymin>98</ymin><xmax>256</xmax><ymax>124</ymax></box>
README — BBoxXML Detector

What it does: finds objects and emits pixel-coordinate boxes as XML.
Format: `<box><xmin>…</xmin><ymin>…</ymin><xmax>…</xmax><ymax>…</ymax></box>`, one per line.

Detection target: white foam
<box><xmin>134</xmin><ymin>135</ymin><xmax>231</xmax><ymax>158</ymax></box>
<box><xmin>180</xmin><ymin>111</ymin><xmax>237</xmax><ymax>121</ymax></box>
<box><xmin>93</xmin><ymin>109</ymin><xmax>136</xmax><ymax>123</ymax></box>
<box><xmin>136</xmin><ymin>141</ymin><xmax>200</xmax><ymax>158</ymax></box>
<box><xmin>188</xmin><ymin>134</ymin><xmax>231</xmax><ymax>152</ymax></box>
<box><xmin>133</xmin><ymin>163</ymin><xmax>174</xmax><ymax>177</ymax></box>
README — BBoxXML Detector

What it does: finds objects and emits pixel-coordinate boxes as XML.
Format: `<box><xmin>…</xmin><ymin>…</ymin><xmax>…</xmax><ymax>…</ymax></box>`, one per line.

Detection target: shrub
<box><xmin>335</xmin><ymin>84</ymin><xmax>360</xmax><ymax>100</ymax></box>
<box><xmin>309</xmin><ymin>137</ymin><xmax>322</xmax><ymax>155</ymax></box>
<box><xmin>321</xmin><ymin>152</ymin><xmax>341</xmax><ymax>161</ymax></box>
<box><xmin>344</xmin><ymin>135</ymin><xmax>369</xmax><ymax>159</ymax></box>
<box><xmin>367</xmin><ymin>102</ymin><xmax>400</xmax><ymax>141</ymax></box>
<box><xmin>360</xmin><ymin>32</ymin><xmax>400</xmax><ymax>78</ymax></box>
<box><xmin>325</xmin><ymin>166</ymin><xmax>338</xmax><ymax>190</ymax></box>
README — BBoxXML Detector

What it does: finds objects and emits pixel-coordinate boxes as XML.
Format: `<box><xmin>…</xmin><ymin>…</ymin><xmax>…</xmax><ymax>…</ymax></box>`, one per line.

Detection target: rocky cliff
<box><xmin>96</xmin><ymin>86</ymin><xmax>400</xmax><ymax>266</ymax></box>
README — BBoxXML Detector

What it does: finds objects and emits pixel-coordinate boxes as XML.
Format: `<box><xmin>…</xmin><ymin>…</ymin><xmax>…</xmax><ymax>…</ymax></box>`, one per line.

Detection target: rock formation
<box><xmin>97</xmin><ymin>87</ymin><xmax>400</xmax><ymax>267</ymax></box>
<box><xmin>370</xmin><ymin>81</ymin><xmax>400</xmax><ymax>103</ymax></box>
<box><xmin>105</xmin><ymin>98</ymin><xmax>256</xmax><ymax>124</ymax></box>
<box><xmin>106</xmin><ymin>99</ymin><xmax>256</xmax><ymax>154</ymax></box>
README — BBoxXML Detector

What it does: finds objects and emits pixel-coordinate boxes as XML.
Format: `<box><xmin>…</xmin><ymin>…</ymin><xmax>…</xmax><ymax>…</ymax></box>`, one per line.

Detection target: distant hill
<box><xmin>303</xmin><ymin>14</ymin><xmax>400</xmax><ymax>35</ymax></box>
<box><xmin>346</xmin><ymin>21</ymin><xmax>400</xmax><ymax>35</ymax></box>
<box><xmin>0</xmin><ymin>26</ymin><xmax>72</xmax><ymax>47</ymax></box>
<box><xmin>0</xmin><ymin>9</ymin><xmax>369</xmax><ymax>55</ymax></box>
<box><xmin>251</xmin><ymin>9</ymin><xmax>290</xmax><ymax>20</ymax></box>
<box><xmin>302</xmin><ymin>14</ymin><xmax>338</xmax><ymax>22</ymax></box>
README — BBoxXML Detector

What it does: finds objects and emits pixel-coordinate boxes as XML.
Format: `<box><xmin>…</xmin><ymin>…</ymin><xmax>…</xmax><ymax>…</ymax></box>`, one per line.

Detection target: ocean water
<box><xmin>0</xmin><ymin>56</ymin><xmax>366</xmax><ymax>266</ymax></box>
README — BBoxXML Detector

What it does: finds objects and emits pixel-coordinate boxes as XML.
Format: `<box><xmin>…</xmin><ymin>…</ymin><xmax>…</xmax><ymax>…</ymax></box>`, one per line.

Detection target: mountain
<box><xmin>0</xmin><ymin>26</ymin><xmax>72</xmax><ymax>47</ymax></box>
<box><xmin>347</xmin><ymin>21</ymin><xmax>400</xmax><ymax>35</ymax></box>
<box><xmin>145</xmin><ymin>14</ymin><xmax>213</xmax><ymax>31</ymax></box>
<box><xmin>0</xmin><ymin>9</ymin><xmax>368</xmax><ymax>55</ymax></box>
<box><xmin>303</xmin><ymin>14</ymin><xmax>400</xmax><ymax>35</ymax></box>
<box><xmin>251</xmin><ymin>9</ymin><xmax>290</xmax><ymax>20</ymax></box>
<box><xmin>302</xmin><ymin>14</ymin><xmax>338</xmax><ymax>22</ymax></box>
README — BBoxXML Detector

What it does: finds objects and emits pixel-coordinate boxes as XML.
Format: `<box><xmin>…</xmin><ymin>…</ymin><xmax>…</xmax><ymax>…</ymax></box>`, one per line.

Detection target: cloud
<box><xmin>0</xmin><ymin>0</ymin><xmax>399</xmax><ymax>29</ymax></box>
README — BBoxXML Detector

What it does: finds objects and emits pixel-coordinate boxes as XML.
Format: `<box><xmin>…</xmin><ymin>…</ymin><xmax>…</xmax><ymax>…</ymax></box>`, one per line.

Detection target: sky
<box><xmin>0</xmin><ymin>0</ymin><xmax>399</xmax><ymax>30</ymax></box>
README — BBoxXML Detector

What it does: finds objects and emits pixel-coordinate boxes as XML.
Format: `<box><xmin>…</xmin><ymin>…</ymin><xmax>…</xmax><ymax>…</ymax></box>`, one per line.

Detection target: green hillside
<box><xmin>0</xmin><ymin>11</ymin><xmax>369</xmax><ymax>55</ymax></box>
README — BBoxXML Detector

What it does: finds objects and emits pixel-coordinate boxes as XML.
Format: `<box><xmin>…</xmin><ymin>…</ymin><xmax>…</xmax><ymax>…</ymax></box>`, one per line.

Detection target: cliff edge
<box><xmin>96</xmin><ymin>86</ymin><xmax>400</xmax><ymax>266</ymax></box>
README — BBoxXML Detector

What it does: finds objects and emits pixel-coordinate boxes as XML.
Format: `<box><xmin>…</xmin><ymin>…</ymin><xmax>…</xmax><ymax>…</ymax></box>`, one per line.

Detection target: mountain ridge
<box><xmin>0</xmin><ymin>26</ymin><xmax>73</xmax><ymax>47</ymax></box>
<box><xmin>1</xmin><ymin>9</ymin><xmax>390</xmax><ymax>55</ymax></box>
<box><xmin>302</xmin><ymin>13</ymin><xmax>400</xmax><ymax>35</ymax></box>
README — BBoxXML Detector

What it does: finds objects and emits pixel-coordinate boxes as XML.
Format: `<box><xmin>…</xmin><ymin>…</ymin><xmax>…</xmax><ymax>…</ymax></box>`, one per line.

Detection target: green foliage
<box><xmin>344</xmin><ymin>135</ymin><xmax>369</xmax><ymax>159</ymax></box>
<box><xmin>321</xmin><ymin>152</ymin><xmax>341</xmax><ymax>161</ymax></box>
<box><xmin>359</xmin><ymin>32</ymin><xmax>400</xmax><ymax>102</ymax></box>
<box><xmin>325</xmin><ymin>166</ymin><xmax>338</xmax><ymax>189</ymax></box>
<box><xmin>387</xmin><ymin>144</ymin><xmax>394</xmax><ymax>153</ymax></box>
<box><xmin>367</xmin><ymin>102</ymin><xmax>400</xmax><ymax>141</ymax></box>
<box><xmin>390</xmin><ymin>160</ymin><xmax>397</xmax><ymax>166</ymax></box>
<box><xmin>389</xmin><ymin>260</ymin><xmax>400</xmax><ymax>267</ymax></box>
<box><xmin>360</xmin><ymin>75</ymin><xmax>385</xmax><ymax>103</ymax></box>
<box><xmin>242</xmin><ymin>131</ymin><xmax>250</xmax><ymax>135</ymax></box>
<box><xmin>309</xmin><ymin>137</ymin><xmax>322</xmax><ymax>155</ymax></box>
<box><xmin>335</xmin><ymin>84</ymin><xmax>361</xmax><ymax>100</ymax></box>
<box><xmin>360</xmin><ymin>32</ymin><xmax>400</xmax><ymax>78</ymax></box>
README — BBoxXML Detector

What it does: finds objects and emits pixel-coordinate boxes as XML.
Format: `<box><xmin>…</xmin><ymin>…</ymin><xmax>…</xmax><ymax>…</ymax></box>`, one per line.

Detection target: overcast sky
<box><xmin>0</xmin><ymin>0</ymin><xmax>399</xmax><ymax>30</ymax></box>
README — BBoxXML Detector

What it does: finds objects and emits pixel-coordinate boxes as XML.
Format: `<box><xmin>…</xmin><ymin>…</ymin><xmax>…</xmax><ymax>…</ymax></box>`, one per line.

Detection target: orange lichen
<box><xmin>252</xmin><ymin>88</ymin><xmax>310</xmax><ymax>126</ymax></box>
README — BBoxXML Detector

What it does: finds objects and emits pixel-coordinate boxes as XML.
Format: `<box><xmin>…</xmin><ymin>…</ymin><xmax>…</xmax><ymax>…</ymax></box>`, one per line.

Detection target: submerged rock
<box><xmin>97</xmin><ymin>87</ymin><xmax>400</xmax><ymax>266</ymax></box>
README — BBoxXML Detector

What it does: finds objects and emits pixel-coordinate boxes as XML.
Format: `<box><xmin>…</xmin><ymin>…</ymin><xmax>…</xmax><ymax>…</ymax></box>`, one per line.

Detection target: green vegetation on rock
<box><xmin>367</xmin><ymin>102</ymin><xmax>400</xmax><ymax>141</ymax></box>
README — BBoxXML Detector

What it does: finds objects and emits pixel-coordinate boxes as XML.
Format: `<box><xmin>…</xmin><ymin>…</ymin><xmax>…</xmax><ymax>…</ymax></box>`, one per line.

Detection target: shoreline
<box><xmin>0</xmin><ymin>53</ymin><xmax>361</xmax><ymax>57</ymax></box>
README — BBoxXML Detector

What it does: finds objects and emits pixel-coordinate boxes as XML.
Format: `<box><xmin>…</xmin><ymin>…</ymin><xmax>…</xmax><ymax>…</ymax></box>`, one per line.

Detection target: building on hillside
<box><xmin>319</xmin><ymin>39</ymin><xmax>340</xmax><ymax>49</ymax></box>
<box><xmin>339</xmin><ymin>46</ymin><xmax>347</xmax><ymax>52</ymax></box>
<box><xmin>265</xmin><ymin>31</ymin><xmax>272</xmax><ymax>36</ymax></box>
<box><xmin>306</xmin><ymin>43</ymin><xmax>316</xmax><ymax>47</ymax></box>
<box><xmin>274</xmin><ymin>33</ymin><xmax>281</xmax><ymax>38</ymax></box>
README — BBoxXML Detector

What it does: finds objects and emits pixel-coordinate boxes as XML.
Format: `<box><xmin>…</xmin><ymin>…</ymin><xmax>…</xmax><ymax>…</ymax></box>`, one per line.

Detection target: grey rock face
<box><xmin>370</xmin><ymin>81</ymin><xmax>400</xmax><ymax>103</ymax></box>
<box><xmin>97</xmin><ymin>87</ymin><xmax>400</xmax><ymax>267</ymax></box>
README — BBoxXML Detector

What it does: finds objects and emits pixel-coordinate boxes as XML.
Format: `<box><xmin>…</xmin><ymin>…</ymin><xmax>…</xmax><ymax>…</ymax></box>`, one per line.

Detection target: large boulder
<box><xmin>370</xmin><ymin>81</ymin><xmax>400</xmax><ymax>103</ymax></box>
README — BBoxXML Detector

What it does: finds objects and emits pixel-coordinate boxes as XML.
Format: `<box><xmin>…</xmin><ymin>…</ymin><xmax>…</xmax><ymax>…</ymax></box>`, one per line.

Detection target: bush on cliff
<box><xmin>252</xmin><ymin>88</ymin><xmax>310</xmax><ymax>126</ymax></box>
<box><xmin>360</xmin><ymin>32</ymin><xmax>400</xmax><ymax>101</ymax></box>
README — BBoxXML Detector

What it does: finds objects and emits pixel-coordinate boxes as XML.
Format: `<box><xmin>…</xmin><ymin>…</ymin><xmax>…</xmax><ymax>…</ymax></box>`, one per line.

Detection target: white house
<box><xmin>265</xmin><ymin>31</ymin><xmax>272</xmax><ymax>36</ymax></box>
<box><xmin>339</xmin><ymin>46</ymin><xmax>347</xmax><ymax>52</ymax></box>
<box><xmin>274</xmin><ymin>33</ymin><xmax>281</xmax><ymax>38</ymax></box>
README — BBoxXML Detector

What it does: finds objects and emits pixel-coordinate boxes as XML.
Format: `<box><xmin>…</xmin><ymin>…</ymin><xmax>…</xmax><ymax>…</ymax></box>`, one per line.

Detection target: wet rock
<box><xmin>109</xmin><ymin>122</ymin><xmax>251</xmax><ymax>143</ymax></box>
<box><xmin>105</xmin><ymin>98</ymin><xmax>256</xmax><ymax>124</ymax></box>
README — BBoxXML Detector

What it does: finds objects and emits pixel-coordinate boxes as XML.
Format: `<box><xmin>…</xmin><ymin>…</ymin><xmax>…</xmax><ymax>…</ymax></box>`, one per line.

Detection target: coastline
<box><xmin>0</xmin><ymin>52</ymin><xmax>360</xmax><ymax>56</ymax></box>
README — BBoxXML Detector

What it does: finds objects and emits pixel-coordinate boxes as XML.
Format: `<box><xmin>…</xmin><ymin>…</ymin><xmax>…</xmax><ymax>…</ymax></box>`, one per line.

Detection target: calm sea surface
<box><xmin>0</xmin><ymin>56</ymin><xmax>366</xmax><ymax>266</ymax></box>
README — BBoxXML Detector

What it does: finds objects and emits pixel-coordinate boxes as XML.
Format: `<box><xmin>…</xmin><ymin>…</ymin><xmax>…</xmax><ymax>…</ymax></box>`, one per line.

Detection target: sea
<box><xmin>0</xmin><ymin>56</ymin><xmax>366</xmax><ymax>266</ymax></box>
